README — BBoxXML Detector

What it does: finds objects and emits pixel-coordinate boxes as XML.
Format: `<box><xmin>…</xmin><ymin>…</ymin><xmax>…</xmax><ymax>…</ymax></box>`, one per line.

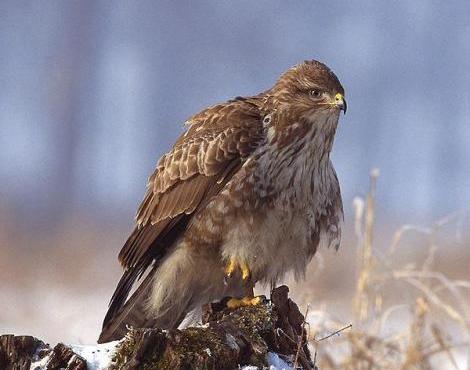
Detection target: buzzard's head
<box><xmin>268</xmin><ymin>60</ymin><xmax>346</xmax><ymax>124</ymax></box>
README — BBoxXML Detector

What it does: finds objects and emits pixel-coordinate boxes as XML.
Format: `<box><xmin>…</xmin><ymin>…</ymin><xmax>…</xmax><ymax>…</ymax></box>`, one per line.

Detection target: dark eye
<box><xmin>309</xmin><ymin>90</ymin><xmax>322</xmax><ymax>98</ymax></box>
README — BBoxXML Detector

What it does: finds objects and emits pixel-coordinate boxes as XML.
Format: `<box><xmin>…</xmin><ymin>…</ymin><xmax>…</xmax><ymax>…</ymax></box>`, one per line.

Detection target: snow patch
<box><xmin>70</xmin><ymin>340</ymin><xmax>120</xmax><ymax>370</ymax></box>
<box><xmin>267</xmin><ymin>352</ymin><xmax>292</xmax><ymax>369</ymax></box>
<box><xmin>241</xmin><ymin>352</ymin><xmax>293</xmax><ymax>370</ymax></box>
<box><xmin>29</xmin><ymin>352</ymin><xmax>50</xmax><ymax>370</ymax></box>
<box><xmin>29</xmin><ymin>341</ymin><xmax>120</xmax><ymax>370</ymax></box>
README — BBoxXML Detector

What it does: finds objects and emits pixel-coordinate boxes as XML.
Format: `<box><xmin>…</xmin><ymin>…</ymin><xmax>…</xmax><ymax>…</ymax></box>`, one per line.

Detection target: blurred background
<box><xmin>0</xmin><ymin>0</ymin><xmax>469</xmax><ymax>353</ymax></box>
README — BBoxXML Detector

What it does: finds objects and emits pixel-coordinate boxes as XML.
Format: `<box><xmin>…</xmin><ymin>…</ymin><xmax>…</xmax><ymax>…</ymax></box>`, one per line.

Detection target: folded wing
<box><xmin>100</xmin><ymin>98</ymin><xmax>265</xmax><ymax>339</ymax></box>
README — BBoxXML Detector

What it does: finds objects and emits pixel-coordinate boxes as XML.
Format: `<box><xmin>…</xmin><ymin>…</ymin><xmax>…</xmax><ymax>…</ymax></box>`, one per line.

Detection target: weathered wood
<box><xmin>46</xmin><ymin>343</ymin><xmax>87</xmax><ymax>370</ymax></box>
<box><xmin>271</xmin><ymin>285</ymin><xmax>312</xmax><ymax>370</ymax></box>
<box><xmin>111</xmin><ymin>285</ymin><xmax>314</xmax><ymax>370</ymax></box>
<box><xmin>0</xmin><ymin>335</ymin><xmax>44</xmax><ymax>370</ymax></box>
<box><xmin>0</xmin><ymin>336</ymin><xmax>87</xmax><ymax>370</ymax></box>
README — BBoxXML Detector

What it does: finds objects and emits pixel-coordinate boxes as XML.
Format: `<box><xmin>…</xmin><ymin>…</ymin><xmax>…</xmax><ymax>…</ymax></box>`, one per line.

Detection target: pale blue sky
<box><xmin>1</xmin><ymin>1</ymin><xmax>469</xmax><ymax>227</ymax></box>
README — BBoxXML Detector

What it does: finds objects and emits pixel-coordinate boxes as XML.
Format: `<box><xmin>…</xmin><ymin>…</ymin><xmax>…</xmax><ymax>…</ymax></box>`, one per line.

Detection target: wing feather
<box><xmin>102</xmin><ymin>99</ymin><xmax>264</xmax><ymax>335</ymax></box>
<box><xmin>117</xmin><ymin>98</ymin><xmax>263</xmax><ymax>269</ymax></box>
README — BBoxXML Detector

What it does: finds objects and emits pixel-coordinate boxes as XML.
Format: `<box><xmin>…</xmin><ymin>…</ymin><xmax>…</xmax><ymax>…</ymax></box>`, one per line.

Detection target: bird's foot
<box><xmin>226</xmin><ymin>296</ymin><xmax>263</xmax><ymax>309</ymax></box>
<box><xmin>224</xmin><ymin>257</ymin><xmax>251</xmax><ymax>281</ymax></box>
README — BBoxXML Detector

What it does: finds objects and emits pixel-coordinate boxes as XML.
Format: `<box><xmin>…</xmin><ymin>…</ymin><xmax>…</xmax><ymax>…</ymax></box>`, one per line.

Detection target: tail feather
<box><xmin>98</xmin><ymin>266</ymin><xmax>156</xmax><ymax>343</ymax></box>
<box><xmin>98</xmin><ymin>265</ymin><xmax>193</xmax><ymax>343</ymax></box>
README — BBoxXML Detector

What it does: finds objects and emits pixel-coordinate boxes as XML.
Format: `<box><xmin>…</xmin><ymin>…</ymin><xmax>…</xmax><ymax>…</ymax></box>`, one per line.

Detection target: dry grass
<box><xmin>308</xmin><ymin>170</ymin><xmax>470</xmax><ymax>370</ymax></box>
<box><xmin>1</xmin><ymin>173</ymin><xmax>469</xmax><ymax>369</ymax></box>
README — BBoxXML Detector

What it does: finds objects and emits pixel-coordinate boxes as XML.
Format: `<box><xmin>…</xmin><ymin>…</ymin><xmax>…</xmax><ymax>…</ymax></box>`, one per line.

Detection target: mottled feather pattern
<box><xmin>135</xmin><ymin>100</ymin><xmax>264</xmax><ymax>227</ymax></box>
<box><xmin>99</xmin><ymin>60</ymin><xmax>346</xmax><ymax>343</ymax></box>
<box><xmin>119</xmin><ymin>99</ymin><xmax>264</xmax><ymax>270</ymax></box>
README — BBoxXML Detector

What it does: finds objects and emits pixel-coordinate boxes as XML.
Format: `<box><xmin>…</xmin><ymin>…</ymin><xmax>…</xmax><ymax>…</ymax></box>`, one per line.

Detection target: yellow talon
<box><xmin>226</xmin><ymin>296</ymin><xmax>263</xmax><ymax>309</ymax></box>
<box><xmin>250</xmin><ymin>296</ymin><xmax>262</xmax><ymax>305</ymax></box>
<box><xmin>224</xmin><ymin>257</ymin><xmax>251</xmax><ymax>281</ymax></box>
<box><xmin>240</xmin><ymin>261</ymin><xmax>250</xmax><ymax>280</ymax></box>
<box><xmin>224</xmin><ymin>257</ymin><xmax>236</xmax><ymax>277</ymax></box>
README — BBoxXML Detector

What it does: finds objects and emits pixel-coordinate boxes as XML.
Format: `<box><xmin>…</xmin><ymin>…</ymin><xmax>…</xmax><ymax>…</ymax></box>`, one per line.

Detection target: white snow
<box><xmin>70</xmin><ymin>341</ymin><xmax>120</xmax><ymax>370</ymax></box>
<box><xmin>29</xmin><ymin>352</ymin><xmax>50</xmax><ymax>370</ymax></box>
<box><xmin>241</xmin><ymin>352</ymin><xmax>293</xmax><ymax>370</ymax></box>
<box><xmin>29</xmin><ymin>340</ymin><xmax>120</xmax><ymax>370</ymax></box>
<box><xmin>266</xmin><ymin>352</ymin><xmax>293</xmax><ymax>369</ymax></box>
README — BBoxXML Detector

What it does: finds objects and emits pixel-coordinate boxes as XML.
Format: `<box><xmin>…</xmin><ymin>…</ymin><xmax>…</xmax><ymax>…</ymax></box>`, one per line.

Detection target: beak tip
<box><xmin>334</xmin><ymin>93</ymin><xmax>347</xmax><ymax>115</ymax></box>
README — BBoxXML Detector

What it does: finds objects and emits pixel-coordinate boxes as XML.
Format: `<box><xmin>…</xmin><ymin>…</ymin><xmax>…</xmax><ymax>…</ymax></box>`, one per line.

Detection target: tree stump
<box><xmin>111</xmin><ymin>285</ymin><xmax>313</xmax><ymax>369</ymax></box>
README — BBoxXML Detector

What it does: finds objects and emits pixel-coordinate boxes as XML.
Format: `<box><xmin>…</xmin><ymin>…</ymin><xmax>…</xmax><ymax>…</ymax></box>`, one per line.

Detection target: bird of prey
<box><xmin>98</xmin><ymin>60</ymin><xmax>346</xmax><ymax>343</ymax></box>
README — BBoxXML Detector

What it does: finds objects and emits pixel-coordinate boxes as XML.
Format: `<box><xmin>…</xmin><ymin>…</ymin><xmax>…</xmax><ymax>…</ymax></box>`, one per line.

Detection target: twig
<box><xmin>312</xmin><ymin>323</ymin><xmax>352</xmax><ymax>369</ymax></box>
<box><xmin>317</xmin><ymin>324</ymin><xmax>352</xmax><ymax>342</ymax></box>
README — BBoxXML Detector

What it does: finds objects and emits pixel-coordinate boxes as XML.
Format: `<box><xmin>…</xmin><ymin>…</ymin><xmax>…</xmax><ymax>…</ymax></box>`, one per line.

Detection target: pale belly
<box><xmin>215</xmin><ymin>147</ymin><xmax>341</xmax><ymax>287</ymax></box>
<box><xmin>221</xmin><ymin>200</ymin><xmax>318</xmax><ymax>285</ymax></box>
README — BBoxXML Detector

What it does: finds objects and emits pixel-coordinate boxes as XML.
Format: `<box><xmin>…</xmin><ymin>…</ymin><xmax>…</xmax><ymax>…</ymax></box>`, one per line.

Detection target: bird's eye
<box><xmin>309</xmin><ymin>90</ymin><xmax>322</xmax><ymax>98</ymax></box>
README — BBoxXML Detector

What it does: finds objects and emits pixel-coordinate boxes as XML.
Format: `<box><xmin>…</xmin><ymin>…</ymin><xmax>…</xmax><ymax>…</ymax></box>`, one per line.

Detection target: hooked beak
<box><xmin>334</xmin><ymin>93</ymin><xmax>347</xmax><ymax>114</ymax></box>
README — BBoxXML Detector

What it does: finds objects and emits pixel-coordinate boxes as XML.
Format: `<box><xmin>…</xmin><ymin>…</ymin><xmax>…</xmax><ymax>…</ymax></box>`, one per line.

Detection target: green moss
<box><xmin>147</xmin><ymin>328</ymin><xmax>228</xmax><ymax>370</ymax></box>
<box><xmin>111</xmin><ymin>303</ymin><xmax>276</xmax><ymax>369</ymax></box>
<box><xmin>230</xmin><ymin>304</ymin><xmax>275</xmax><ymax>337</ymax></box>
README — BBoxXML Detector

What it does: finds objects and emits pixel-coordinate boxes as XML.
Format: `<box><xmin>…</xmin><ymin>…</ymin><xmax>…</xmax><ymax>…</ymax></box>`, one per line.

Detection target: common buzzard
<box><xmin>98</xmin><ymin>60</ymin><xmax>346</xmax><ymax>343</ymax></box>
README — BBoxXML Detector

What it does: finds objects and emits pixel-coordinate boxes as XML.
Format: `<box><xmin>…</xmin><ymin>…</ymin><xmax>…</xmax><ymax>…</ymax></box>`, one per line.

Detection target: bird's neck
<box><xmin>266</xmin><ymin>111</ymin><xmax>339</xmax><ymax>158</ymax></box>
<box><xmin>255</xmin><ymin>115</ymin><xmax>337</xmax><ymax>199</ymax></box>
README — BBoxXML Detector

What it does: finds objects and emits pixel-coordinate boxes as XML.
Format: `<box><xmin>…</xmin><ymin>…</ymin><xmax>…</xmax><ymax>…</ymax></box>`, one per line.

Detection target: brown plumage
<box><xmin>98</xmin><ymin>60</ymin><xmax>346</xmax><ymax>343</ymax></box>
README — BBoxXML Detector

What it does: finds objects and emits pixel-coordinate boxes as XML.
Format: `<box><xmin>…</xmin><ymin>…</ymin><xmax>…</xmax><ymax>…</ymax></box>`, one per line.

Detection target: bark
<box><xmin>0</xmin><ymin>335</ymin><xmax>87</xmax><ymax>370</ymax></box>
